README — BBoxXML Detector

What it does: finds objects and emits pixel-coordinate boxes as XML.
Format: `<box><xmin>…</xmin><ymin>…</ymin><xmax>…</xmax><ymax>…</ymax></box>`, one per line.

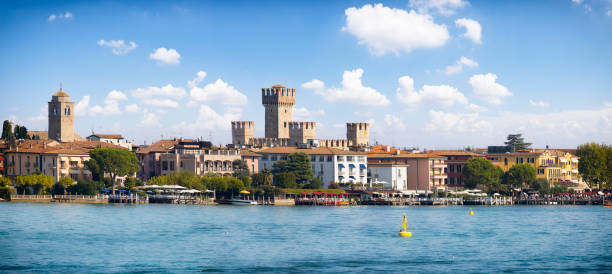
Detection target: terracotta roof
<box><xmin>240</xmin><ymin>150</ymin><xmax>261</xmax><ymax>157</ymax></box>
<box><xmin>272</xmin><ymin>84</ymin><xmax>286</xmax><ymax>88</ymax></box>
<box><xmin>257</xmin><ymin>146</ymin><xmax>365</xmax><ymax>155</ymax></box>
<box><xmin>427</xmin><ymin>150</ymin><xmax>481</xmax><ymax>156</ymax></box>
<box><xmin>88</xmin><ymin>133</ymin><xmax>124</xmax><ymax>139</ymax></box>
<box><xmin>52</xmin><ymin>89</ymin><xmax>69</xmax><ymax>97</ymax></box>
<box><xmin>136</xmin><ymin>139</ymin><xmax>180</xmax><ymax>154</ymax></box>
<box><xmin>367</xmin><ymin>153</ymin><xmax>444</xmax><ymax>159</ymax></box>
<box><xmin>4</xmin><ymin>140</ymin><xmax>125</xmax><ymax>155</ymax></box>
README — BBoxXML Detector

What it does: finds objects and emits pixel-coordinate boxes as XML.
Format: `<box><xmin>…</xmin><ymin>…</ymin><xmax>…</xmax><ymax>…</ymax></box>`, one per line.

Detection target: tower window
<box><xmin>53</xmin><ymin>107</ymin><xmax>57</xmax><ymax>116</ymax></box>
<box><xmin>65</xmin><ymin>107</ymin><xmax>71</xmax><ymax>116</ymax></box>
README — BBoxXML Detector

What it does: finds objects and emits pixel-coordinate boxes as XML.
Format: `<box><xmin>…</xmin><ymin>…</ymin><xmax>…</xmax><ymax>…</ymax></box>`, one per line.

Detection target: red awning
<box><xmin>299</xmin><ymin>192</ymin><xmax>308</xmax><ymax>195</ymax></box>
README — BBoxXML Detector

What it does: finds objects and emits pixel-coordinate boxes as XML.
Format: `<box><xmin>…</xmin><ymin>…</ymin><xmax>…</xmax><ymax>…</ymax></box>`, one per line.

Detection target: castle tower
<box><xmin>48</xmin><ymin>88</ymin><xmax>75</xmax><ymax>142</ymax></box>
<box><xmin>347</xmin><ymin>122</ymin><xmax>370</xmax><ymax>147</ymax></box>
<box><xmin>262</xmin><ymin>85</ymin><xmax>295</xmax><ymax>139</ymax></box>
<box><xmin>288</xmin><ymin>122</ymin><xmax>317</xmax><ymax>146</ymax></box>
<box><xmin>231</xmin><ymin>121</ymin><xmax>254</xmax><ymax>147</ymax></box>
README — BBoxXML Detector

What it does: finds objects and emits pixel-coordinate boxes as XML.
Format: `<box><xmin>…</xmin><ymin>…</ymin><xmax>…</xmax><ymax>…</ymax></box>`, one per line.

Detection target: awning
<box><xmin>349</xmin><ymin>164</ymin><xmax>356</xmax><ymax>168</ymax></box>
<box><xmin>360</xmin><ymin>164</ymin><xmax>366</xmax><ymax>169</ymax></box>
<box><xmin>349</xmin><ymin>176</ymin><xmax>356</xmax><ymax>180</ymax></box>
<box><xmin>338</xmin><ymin>164</ymin><xmax>345</xmax><ymax>168</ymax></box>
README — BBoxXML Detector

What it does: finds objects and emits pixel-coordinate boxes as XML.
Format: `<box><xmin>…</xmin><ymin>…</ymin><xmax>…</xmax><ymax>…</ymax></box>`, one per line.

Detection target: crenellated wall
<box><xmin>346</xmin><ymin>122</ymin><xmax>370</xmax><ymax>147</ymax></box>
<box><xmin>231</xmin><ymin>121</ymin><xmax>254</xmax><ymax>146</ymax></box>
<box><xmin>262</xmin><ymin>85</ymin><xmax>295</xmax><ymax>139</ymax></box>
<box><xmin>288</xmin><ymin>121</ymin><xmax>316</xmax><ymax>146</ymax></box>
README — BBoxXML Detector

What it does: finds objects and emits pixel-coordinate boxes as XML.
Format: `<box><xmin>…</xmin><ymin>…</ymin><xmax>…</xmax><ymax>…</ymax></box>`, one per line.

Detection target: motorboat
<box><xmin>229</xmin><ymin>198</ymin><xmax>257</xmax><ymax>205</ymax></box>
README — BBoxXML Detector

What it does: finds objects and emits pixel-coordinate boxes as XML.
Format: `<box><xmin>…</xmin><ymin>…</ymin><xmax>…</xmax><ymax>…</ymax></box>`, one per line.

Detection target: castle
<box><xmin>231</xmin><ymin>84</ymin><xmax>370</xmax><ymax>149</ymax></box>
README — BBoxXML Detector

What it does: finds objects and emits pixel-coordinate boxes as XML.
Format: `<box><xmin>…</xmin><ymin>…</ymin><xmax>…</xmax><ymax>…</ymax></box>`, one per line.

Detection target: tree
<box><xmin>576</xmin><ymin>142</ymin><xmax>607</xmax><ymax>189</ymax></box>
<box><xmin>232</xmin><ymin>159</ymin><xmax>251</xmax><ymax>187</ymax></box>
<box><xmin>67</xmin><ymin>180</ymin><xmax>103</xmax><ymax>195</ymax></box>
<box><xmin>462</xmin><ymin>158</ymin><xmax>503</xmax><ymax>191</ymax></box>
<box><xmin>287</xmin><ymin>152</ymin><xmax>314</xmax><ymax>184</ymax></box>
<box><xmin>505</xmin><ymin>163</ymin><xmax>536</xmax><ymax>189</ymax></box>
<box><xmin>58</xmin><ymin>177</ymin><xmax>75</xmax><ymax>194</ymax></box>
<box><xmin>15</xmin><ymin>173</ymin><xmax>54</xmax><ymax>194</ymax></box>
<box><xmin>275</xmin><ymin>172</ymin><xmax>297</xmax><ymax>188</ymax></box>
<box><xmin>531</xmin><ymin>178</ymin><xmax>550</xmax><ymax>194</ymax></box>
<box><xmin>504</xmin><ymin>133</ymin><xmax>532</xmax><ymax>152</ymax></box>
<box><xmin>14</xmin><ymin>125</ymin><xmax>30</xmax><ymax>140</ymax></box>
<box><xmin>0</xmin><ymin>177</ymin><xmax>11</xmax><ymax>187</ymax></box>
<box><xmin>1</xmin><ymin>120</ymin><xmax>13</xmax><ymax>140</ymax></box>
<box><xmin>85</xmin><ymin>148</ymin><xmax>139</xmax><ymax>195</ymax></box>
<box><xmin>305</xmin><ymin>176</ymin><xmax>322</xmax><ymax>189</ymax></box>
<box><xmin>124</xmin><ymin>177</ymin><xmax>137</xmax><ymax>190</ymax></box>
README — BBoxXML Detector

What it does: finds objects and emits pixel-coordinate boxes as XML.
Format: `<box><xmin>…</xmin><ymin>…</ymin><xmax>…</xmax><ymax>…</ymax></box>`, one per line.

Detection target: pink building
<box><xmin>368</xmin><ymin>150</ymin><xmax>447</xmax><ymax>192</ymax></box>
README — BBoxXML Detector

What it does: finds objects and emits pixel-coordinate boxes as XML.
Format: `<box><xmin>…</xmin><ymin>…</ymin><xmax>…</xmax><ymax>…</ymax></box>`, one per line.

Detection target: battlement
<box><xmin>288</xmin><ymin>121</ymin><xmax>316</xmax><ymax>129</ymax></box>
<box><xmin>262</xmin><ymin>85</ymin><xmax>296</xmax><ymax>106</ymax></box>
<box><xmin>288</xmin><ymin>121</ymin><xmax>317</xmax><ymax>146</ymax></box>
<box><xmin>250</xmin><ymin>137</ymin><xmax>290</xmax><ymax>148</ymax></box>
<box><xmin>346</xmin><ymin>122</ymin><xmax>370</xmax><ymax>131</ymax></box>
<box><xmin>231</xmin><ymin>121</ymin><xmax>254</xmax><ymax>146</ymax></box>
<box><xmin>347</xmin><ymin>122</ymin><xmax>370</xmax><ymax>147</ymax></box>
<box><xmin>319</xmin><ymin>139</ymin><xmax>349</xmax><ymax>149</ymax></box>
<box><xmin>231</xmin><ymin>121</ymin><xmax>254</xmax><ymax>129</ymax></box>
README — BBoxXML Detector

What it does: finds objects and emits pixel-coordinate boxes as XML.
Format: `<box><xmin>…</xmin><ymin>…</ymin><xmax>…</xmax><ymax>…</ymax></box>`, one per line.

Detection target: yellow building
<box><xmin>487</xmin><ymin>149</ymin><xmax>581</xmax><ymax>185</ymax></box>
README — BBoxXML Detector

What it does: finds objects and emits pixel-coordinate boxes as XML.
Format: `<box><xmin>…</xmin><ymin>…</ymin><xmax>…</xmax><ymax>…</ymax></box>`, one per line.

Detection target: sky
<box><xmin>1</xmin><ymin>0</ymin><xmax>611</xmax><ymax>149</ymax></box>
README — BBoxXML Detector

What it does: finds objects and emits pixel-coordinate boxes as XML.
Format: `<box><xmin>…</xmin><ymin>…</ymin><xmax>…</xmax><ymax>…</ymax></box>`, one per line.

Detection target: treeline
<box><xmin>576</xmin><ymin>142</ymin><xmax>612</xmax><ymax>190</ymax></box>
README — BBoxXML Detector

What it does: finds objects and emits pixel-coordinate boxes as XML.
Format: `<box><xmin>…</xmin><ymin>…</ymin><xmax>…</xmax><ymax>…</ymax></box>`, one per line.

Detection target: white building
<box><xmin>86</xmin><ymin>134</ymin><xmax>132</xmax><ymax>150</ymax></box>
<box><xmin>368</xmin><ymin>163</ymin><xmax>408</xmax><ymax>190</ymax></box>
<box><xmin>256</xmin><ymin>147</ymin><xmax>367</xmax><ymax>187</ymax></box>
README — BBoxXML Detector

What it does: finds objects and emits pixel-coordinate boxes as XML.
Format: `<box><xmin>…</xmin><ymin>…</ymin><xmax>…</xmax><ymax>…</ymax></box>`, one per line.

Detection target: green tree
<box><xmin>232</xmin><ymin>159</ymin><xmax>251</xmax><ymax>187</ymax></box>
<box><xmin>505</xmin><ymin>133</ymin><xmax>532</xmax><ymax>152</ymax></box>
<box><xmin>0</xmin><ymin>177</ymin><xmax>11</xmax><ymax>187</ymax></box>
<box><xmin>1</xmin><ymin>120</ymin><xmax>13</xmax><ymax>140</ymax></box>
<box><xmin>67</xmin><ymin>180</ymin><xmax>103</xmax><ymax>195</ymax></box>
<box><xmin>275</xmin><ymin>172</ymin><xmax>297</xmax><ymax>188</ymax></box>
<box><xmin>462</xmin><ymin>158</ymin><xmax>503</xmax><ymax>191</ymax></box>
<box><xmin>531</xmin><ymin>178</ymin><xmax>550</xmax><ymax>194</ymax></box>
<box><xmin>576</xmin><ymin>142</ymin><xmax>607</xmax><ymax>189</ymax></box>
<box><xmin>271</xmin><ymin>160</ymin><xmax>290</xmax><ymax>175</ymax></box>
<box><xmin>287</xmin><ymin>152</ymin><xmax>314</xmax><ymax>184</ymax></box>
<box><xmin>58</xmin><ymin>177</ymin><xmax>74</xmax><ymax>194</ymax></box>
<box><xmin>14</xmin><ymin>125</ymin><xmax>30</xmax><ymax>140</ymax></box>
<box><xmin>85</xmin><ymin>148</ymin><xmax>139</xmax><ymax>195</ymax></box>
<box><xmin>505</xmin><ymin>163</ymin><xmax>536</xmax><ymax>189</ymax></box>
<box><xmin>124</xmin><ymin>177</ymin><xmax>137</xmax><ymax>190</ymax></box>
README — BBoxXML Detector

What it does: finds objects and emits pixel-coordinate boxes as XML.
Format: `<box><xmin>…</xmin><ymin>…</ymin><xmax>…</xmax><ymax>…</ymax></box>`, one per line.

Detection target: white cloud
<box><xmin>303</xmin><ymin>68</ymin><xmax>390</xmax><ymax>106</ymax></box>
<box><xmin>606</xmin><ymin>8</ymin><xmax>612</xmax><ymax>16</ymax></box>
<box><xmin>572</xmin><ymin>0</ymin><xmax>584</xmax><ymax>4</ymax></box>
<box><xmin>396</xmin><ymin>75</ymin><xmax>468</xmax><ymax>108</ymax></box>
<box><xmin>426</xmin><ymin>110</ymin><xmax>493</xmax><ymax>134</ymax></box>
<box><xmin>465</xmin><ymin>103</ymin><xmax>488</xmax><ymax>112</ymax></box>
<box><xmin>139</xmin><ymin>113</ymin><xmax>161</xmax><ymax>127</ymax></box>
<box><xmin>343</xmin><ymin>4</ymin><xmax>449</xmax><ymax>56</ymax></box>
<box><xmin>529</xmin><ymin>100</ymin><xmax>550</xmax><ymax>107</ymax></box>
<box><xmin>142</xmin><ymin>99</ymin><xmax>179</xmax><ymax>108</ymax></box>
<box><xmin>301</xmin><ymin>79</ymin><xmax>325</xmax><ymax>89</ymax></box>
<box><xmin>409</xmin><ymin>0</ymin><xmax>468</xmax><ymax>15</ymax></box>
<box><xmin>455</xmin><ymin>18</ymin><xmax>482</xmax><ymax>44</ymax></box>
<box><xmin>189</xmin><ymin>78</ymin><xmax>247</xmax><ymax>106</ymax></box>
<box><xmin>27</xmin><ymin>105</ymin><xmax>48</xmax><ymax>122</ymax></box>
<box><xmin>469</xmin><ymin>73</ymin><xmax>512</xmax><ymax>104</ymax></box>
<box><xmin>105</xmin><ymin>90</ymin><xmax>127</xmax><ymax>104</ymax></box>
<box><xmin>125</xmin><ymin>104</ymin><xmax>139</xmax><ymax>113</ymax></box>
<box><xmin>384</xmin><ymin>114</ymin><xmax>406</xmax><ymax>130</ymax></box>
<box><xmin>131</xmin><ymin>84</ymin><xmax>186</xmax><ymax>99</ymax></box>
<box><xmin>293</xmin><ymin>107</ymin><xmax>325</xmax><ymax>121</ymax></box>
<box><xmin>97</xmin><ymin>40</ymin><xmax>138</xmax><ymax>55</ymax></box>
<box><xmin>584</xmin><ymin>4</ymin><xmax>592</xmax><ymax>13</ymax></box>
<box><xmin>444</xmin><ymin>56</ymin><xmax>478</xmax><ymax>75</ymax></box>
<box><xmin>188</xmin><ymin>71</ymin><xmax>207</xmax><ymax>88</ymax></box>
<box><xmin>149</xmin><ymin>47</ymin><xmax>181</xmax><ymax>64</ymax></box>
<box><xmin>75</xmin><ymin>93</ymin><xmax>122</xmax><ymax>116</ymax></box>
<box><xmin>48</xmin><ymin>12</ymin><xmax>72</xmax><ymax>22</ymax></box>
<box><xmin>173</xmin><ymin>105</ymin><xmax>242</xmax><ymax>132</ymax></box>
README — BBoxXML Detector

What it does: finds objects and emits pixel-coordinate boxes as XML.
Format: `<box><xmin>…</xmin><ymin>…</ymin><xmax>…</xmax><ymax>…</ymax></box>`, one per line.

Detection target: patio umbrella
<box><xmin>239</xmin><ymin>190</ymin><xmax>250</xmax><ymax>194</ymax></box>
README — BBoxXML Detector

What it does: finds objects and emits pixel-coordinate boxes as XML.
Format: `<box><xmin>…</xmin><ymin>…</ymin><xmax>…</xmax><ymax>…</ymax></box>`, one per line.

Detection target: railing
<box><xmin>10</xmin><ymin>195</ymin><xmax>52</xmax><ymax>200</ymax></box>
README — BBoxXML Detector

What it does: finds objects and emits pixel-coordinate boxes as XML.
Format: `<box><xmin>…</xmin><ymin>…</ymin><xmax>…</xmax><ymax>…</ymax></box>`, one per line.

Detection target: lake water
<box><xmin>1</xmin><ymin>203</ymin><xmax>610</xmax><ymax>273</ymax></box>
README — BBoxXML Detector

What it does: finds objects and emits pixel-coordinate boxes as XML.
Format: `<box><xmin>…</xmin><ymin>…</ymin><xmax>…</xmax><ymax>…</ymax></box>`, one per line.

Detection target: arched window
<box><xmin>65</xmin><ymin>107</ymin><xmax>71</xmax><ymax>116</ymax></box>
<box><xmin>53</xmin><ymin>107</ymin><xmax>57</xmax><ymax>116</ymax></box>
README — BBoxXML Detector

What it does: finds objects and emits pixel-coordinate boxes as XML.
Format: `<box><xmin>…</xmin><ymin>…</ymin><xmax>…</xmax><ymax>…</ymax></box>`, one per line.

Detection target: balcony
<box><xmin>433</xmin><ymin>164</ymin><xmax>446</xmax><ymax>169</ymax></box>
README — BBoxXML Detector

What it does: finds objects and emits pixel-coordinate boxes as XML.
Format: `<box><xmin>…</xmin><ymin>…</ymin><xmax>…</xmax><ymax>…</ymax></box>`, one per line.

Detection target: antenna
<box><xmin>60</xmin><ymin>82</ymin><xmax>62</xmax><ymax>91</ymax></box>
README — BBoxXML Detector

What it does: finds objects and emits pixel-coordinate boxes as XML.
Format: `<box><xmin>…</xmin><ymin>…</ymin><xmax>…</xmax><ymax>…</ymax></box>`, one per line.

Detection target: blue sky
<box><xmin>1</xmin><ymin>0</ymin><xmax>611</xmax><ymax>148</ymax></box>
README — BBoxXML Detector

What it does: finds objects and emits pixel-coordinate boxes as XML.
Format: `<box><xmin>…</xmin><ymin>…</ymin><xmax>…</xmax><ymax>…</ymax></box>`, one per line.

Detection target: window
<box><xmin>170</xmin><ymin>162</ymin><xmax>175</xmax><ymax>171</ymax></box>
<box><xmin>347</xmin><ymin>156</ymin><xmax>354</xmax><ymax>162</ymax></box>
<box><xmin>319</xmin><ymin>156</ymin><xmax>324</xmax><ymax>162</ymax></box>
<box><xmin>53</xmin><ymin>107</ymin><xmax>57</xmax><ymax>115</ymax></box>
<box><xmin>337</xmin><ymin>156</ymin><xmax>344</xmax><ymax>161</ymax></box>
<box><xmin>327</xmin><ymin>156</ymin><xmax>332</xmax><ymax>162</ymax></box>
<box><xmin>504</xmin><ymin>158</ymin><xmax>508</xmax><ymax>165</ymax></box>
<box><xmin>65</xmin><ymin>107</ymin><xmax>71</xmax><ymax>116</ymax></box>
<box><xmin>162</xmin><ymin>161</ymin><xmax>168</xmax><ymax>170</ymax></box>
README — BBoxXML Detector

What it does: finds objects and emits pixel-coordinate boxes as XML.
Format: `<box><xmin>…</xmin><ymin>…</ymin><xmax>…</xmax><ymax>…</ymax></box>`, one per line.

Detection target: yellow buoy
<box><xmin>398</xmin><ymin>215</ymin><xmax>412</xmax><ymax>237</ymax></box>
<box><xmin>469</xmin><ymin>208</ymin><xmax>474</xmax><ymax>215</ymax></box>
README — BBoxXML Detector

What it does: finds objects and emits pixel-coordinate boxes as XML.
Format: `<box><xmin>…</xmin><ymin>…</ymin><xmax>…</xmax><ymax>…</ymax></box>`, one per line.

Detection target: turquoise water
<box><xmin>1</xmin><ymin>203</ymin><xmax>610</xmax><ymax>273</ymax></box>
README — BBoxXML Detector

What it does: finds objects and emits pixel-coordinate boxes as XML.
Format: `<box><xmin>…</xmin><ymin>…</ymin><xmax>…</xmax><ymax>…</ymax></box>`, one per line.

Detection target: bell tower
<box><xmin>48</xmin><ymin>88</ymin><xmax>75</xmax><ymax>142</ymax></box>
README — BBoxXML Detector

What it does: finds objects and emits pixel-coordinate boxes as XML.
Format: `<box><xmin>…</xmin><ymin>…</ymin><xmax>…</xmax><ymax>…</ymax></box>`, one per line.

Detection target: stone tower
<box><xmin>288</xmin><ymin>122</ymin><xmax>317</xmax><ymax>146</ymax></box>
<box><xmin>231</xmin><ymin>121</ymin><xmax>254</xmax><ymax>147</ymax></box>
<box><xmin>48</xmin><ymin>88</ymin><xmax>75</xmax><ymax>142</ymax></box>
<box><xmin>262</xmin><ymin>84</ymin><xmax>295</xmax><ymax>139</ymax></box>
<box><xmin>347</xmin><ymin>122</ymin><xmax>370</xmax><ymax>147</ymax></box>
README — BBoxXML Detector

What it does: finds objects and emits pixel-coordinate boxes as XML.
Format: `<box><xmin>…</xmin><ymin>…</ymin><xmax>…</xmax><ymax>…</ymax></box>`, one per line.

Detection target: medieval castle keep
<box><xmin>232</xmin><ymin>84</ymin><xmax>369</xmax><ymax>149</ymax></box>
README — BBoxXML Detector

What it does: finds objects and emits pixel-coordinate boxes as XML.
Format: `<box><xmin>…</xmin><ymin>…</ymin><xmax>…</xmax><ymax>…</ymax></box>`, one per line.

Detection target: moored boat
<box><xmin>229</xmin><ymin>199</ymin><xmax>258</xmax><ymax>205</ymax></box>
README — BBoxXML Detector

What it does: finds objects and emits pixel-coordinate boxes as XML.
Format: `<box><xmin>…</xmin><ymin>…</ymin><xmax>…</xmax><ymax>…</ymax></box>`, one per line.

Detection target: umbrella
<box><xmin>299</xmin><ymin>192</ymin><xmax>308</xmax><ymax>195</ymax></box>
<box><xmin>239</xmin><ymin>190</ymin><xmax>250</xmax><ymax>194</ymax></box>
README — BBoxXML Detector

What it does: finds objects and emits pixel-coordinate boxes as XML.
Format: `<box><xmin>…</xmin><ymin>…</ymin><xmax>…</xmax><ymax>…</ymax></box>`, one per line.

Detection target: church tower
<box><xmin>262</xmin><ymin>85</ymin><xmax>295</xmax><ymax>139</ymax></box>
<box><xmin>48</xmin><ymin>88</ymin><xmax>75</xmax><ymax>142</ymax></box>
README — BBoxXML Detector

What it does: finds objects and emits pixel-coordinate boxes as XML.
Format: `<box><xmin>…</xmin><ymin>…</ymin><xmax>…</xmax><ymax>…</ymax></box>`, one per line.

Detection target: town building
<box><xmin>240</xmin><ymin>150</ymin><xmax>261</xmax><ymax>174</ymax></box>
<box><xmin>4</xmin><ymin>139</ymin><xmax>125</xmax><ymax>182</ymax></box>
<box><xmin>231</xmin><ymin>85</ymin><xmax>370</xmax><ymax>149</ymax></box>
<box><xmin>367</xmin><ymin>145</ymin><xmax>447</xmax><ymax>192</ymax></box>
<box><xmin>48</xmin><ymin>88</ymin><xmax>76</xmax><ymax>142</ymax></box>
<box><xmin>428</xmin><ymin>150</ymin><xmax>485</xmax><ymax>187</ymax></box>
<box><xmin>486</xmin><ymin>148</ymin><xmax>583</xmax><ymax>186</ymax></box>
<box><xmin>86</xmin><ymin>133</ymin><xmax>132</xmax><ymax>150</ymax></box>
<box><xmin>136</xmin><ymin>139</ymin><xmax>243</xmax><ymax>180</ymax></box>
<box><xmin>255</xmin><ymin>146</ymin><xmax>367</xmax><ymax>187</ymax></box>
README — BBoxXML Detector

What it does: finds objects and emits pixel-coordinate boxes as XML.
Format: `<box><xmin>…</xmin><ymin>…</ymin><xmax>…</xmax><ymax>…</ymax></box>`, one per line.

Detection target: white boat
<box><xmin>230</xmin><ymin>199</ymin><xmax>257</xmax><ymax>205</ymax></box>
